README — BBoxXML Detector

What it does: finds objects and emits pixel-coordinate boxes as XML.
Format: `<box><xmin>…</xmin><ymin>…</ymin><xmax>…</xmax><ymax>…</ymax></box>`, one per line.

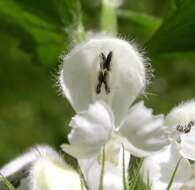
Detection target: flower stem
<box><xmin>98</xmin><ymin>148</ymin><xmax>105</xmax><ymax>190</ymax></box>
<box><xmin>0</xmin><ymin>174</ymin><xmax>16</xmax><ymax>190</ymax></box>
<box><xmin>100</xmin><ymin>0</ymin><xmax>118</xmax><ymax>35</ymax></box>
<box><xmin>122</xmin><ymin>144</ymin><xmax>128</xmax><ymax>190</ymax></box>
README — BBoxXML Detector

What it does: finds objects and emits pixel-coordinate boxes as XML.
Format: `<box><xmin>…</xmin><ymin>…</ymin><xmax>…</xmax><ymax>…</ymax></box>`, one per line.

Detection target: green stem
<box><xmin>73</xmin><ymin>0</ymin><xmax>85</xmax><ymax>43</ymax></box>
<box><xmin>166</xmin><ymin>158</ymin><xmax>182</xmax><ymax>190</ymax></box>
<box><xmin>100</xmin><ymin>0</ymin><xmax>118</xmax><ymax>35</ymax></box>
<box><xmin>0</xmin><ymin>174</ymin><xmax>16</xmax><ymax>190</ymax></box>
<box><xmin>98</xmin><ymin>148</ymin><xmax>105</xmax><ymax>190</ymax></box>
<box><xmin>122</xmin><ymin>144</ymin><xmax>128</xmax><ymax>190</ymax></box>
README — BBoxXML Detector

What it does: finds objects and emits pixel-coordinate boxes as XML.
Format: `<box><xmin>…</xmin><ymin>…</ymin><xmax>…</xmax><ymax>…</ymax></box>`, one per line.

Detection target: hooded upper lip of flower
<box><xmin>61</xmin><ymin>100</ymin><xmax>169</xmax><ymax>160</ymax></box>
<box><xmin>58</xmin><ymin>36</ymin><xmax>149</xmax><ymax>125</ymax></box>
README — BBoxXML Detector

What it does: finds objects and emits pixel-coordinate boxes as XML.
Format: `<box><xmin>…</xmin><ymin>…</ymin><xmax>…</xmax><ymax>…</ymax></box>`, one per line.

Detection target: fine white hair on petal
<box><xmin>0</xmin><ymin>145</ymin><xmax>60</xmax><ymax>190</ymax></box>
<box><xmin>61</xmin><ymin>101</ymin><xmax>114</xmax><ymax>159</ymax></box>
<box><xmin>118</xmin><ymin>101</ymin><xmax>169</xmax><ymax>157</ymax></box>
<box><xmin>141</xmin><ymin>143</ymin><xmax>192</xmax><ymax>190</ymax></box>
<box><xmin>30</xmin><ymin>148</ymin><xmax>83</xmax><ymax>190</ymax></box>
<box><xmin>58</xmin><ymin>36</ymin><xmax>148</xmax><ymax>125</ymax></box>
<box><xmin>165</xmin><ymin>100</ymin><xmax>195</xmax><ymax>160</ymax></box>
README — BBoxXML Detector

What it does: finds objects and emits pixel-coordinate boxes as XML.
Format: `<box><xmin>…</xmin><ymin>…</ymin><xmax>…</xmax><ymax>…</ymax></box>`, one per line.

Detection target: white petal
<box><xmin>59</xmin><ymin>36</ymin><xmax>147</xmax><ymax>124</ymax></box>
<box><xmin>180</xmin><ymin>127</ymin><xmax>195</xmax><ymax>161</ymax></box>
<box><xmin>0</xmin><ymin>145</ymin><xmax>62</xmax><ymax>190</ymax></box>
<box><xmin>141</xmin><ymin>143</ymin><xmax>192</xmax><ymax>190</ymax></box>
<box><xmin>31</xmin><ymin>152</ymin><xmax>83</xmax><ymax>190</ymax></box>
<box><xmin>118</xmin><ymin>101</ymin><xmax>169</xmax><ymax>157</ymax></box>
<box><xmin>181</xmin><ymin>179</ymin><xmax>195</xmax><ymax>190</ymax></box>
<box><xmin>79</xmin><ymin>143</ymin><xmax>130</xmax><ymax>190</ymax></box>
<box><xmin>61</xmin><ymin>101</ymin><xmax>114</xmax><ymax>159</ymax></box>
<box><xmin>165</xmin><ymin>100</ymin><xmax>195</xmax><ymax>127</ymax></box>
<box><xmin>164</xmin><ymin>100</ymin><xmax>195</xmax><ymax>161</ymax></box>
<box><xmin>181</xmin><ymin>164</ymin><xmax>195</xmax><ymax>190</ymax></box>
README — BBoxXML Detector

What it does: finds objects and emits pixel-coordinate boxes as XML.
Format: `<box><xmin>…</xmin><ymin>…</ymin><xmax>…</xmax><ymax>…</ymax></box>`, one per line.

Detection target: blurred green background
<box><xmin>1</xmin><ymin>0</ymin><xmax>195</xmax><ymax>165</ymax></box>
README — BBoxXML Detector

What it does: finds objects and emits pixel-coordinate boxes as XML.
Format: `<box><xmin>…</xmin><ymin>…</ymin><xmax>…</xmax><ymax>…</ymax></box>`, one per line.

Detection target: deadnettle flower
<box><xmin>59</xmin><ymin>36</ymin><xmax>147</xmax><ymax>125</ymax></box>
<box><xmin>0</xmin><ymin>145</ymin><xmax>84</xmax><ymax>190</ymax></box>
<box><xmin>59</xmin><ymin>36</ymin><xmax>168</xmax><ymax>189</ymax></box>
<box><xmin>142</xmin><ymin>100</ymin><xmax>195</xmax><ymax>190</ymax></box>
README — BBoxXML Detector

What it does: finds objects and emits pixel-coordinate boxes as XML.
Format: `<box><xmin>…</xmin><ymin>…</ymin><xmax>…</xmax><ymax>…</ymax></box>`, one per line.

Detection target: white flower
<box><xmin>79</xmin><ymin>140</ymin><xmax>130</xmax><ymax>190</ymax></box>
<box><xmin>61</xmin><ymin>101</ymin><xmax>168</xmax><ymax>159</ymax></box>
<box><xmin>31</xmin><ymin>151</ymin><xmax>83</xmax><ymax>190</ymax></box>
<box><xmin>0</xmin><ymin>145</ymin><xmax>84</xmax><ymax>190</ymax></box>
<box><xmin>165</xmin><ymin>100</ymin><xmax>195</xmax><ymax>161</ymax></box>
<box><xmin>141</xmin><ymin>143</ymin><xmax>192</xmax><ymax>190</ymax></box>
<box><xmin>0</xmin><ymin>145</ymin><xmax>54</xmax><ymax>190</ymax></box>
<box><xmin>59</xmin><ymin>36</ymin><xmax>148</xmax><ymax>125</ymax></box>
<box><xmin>141</xmin><ymin>100</ymin><xmax>195</xmax><ymax>190</ymax></box>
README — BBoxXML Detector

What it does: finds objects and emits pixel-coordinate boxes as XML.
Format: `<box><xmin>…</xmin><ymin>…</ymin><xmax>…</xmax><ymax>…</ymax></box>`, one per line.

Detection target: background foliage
<box><xmin>0</xmin><ymin>0</ymin><xmax>195</xmax><ymax>166</ymax></box>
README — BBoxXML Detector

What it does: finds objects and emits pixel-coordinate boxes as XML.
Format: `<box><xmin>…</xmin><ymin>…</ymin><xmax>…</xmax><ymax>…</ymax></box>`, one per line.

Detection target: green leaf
<box><xmin>128</xmin><ymin>156</ymin><xmax>144</xmax><ymax>190</ymax></box>
<box><xmin>117</xmin><ymin>10</ymin><xmax>161</xmax><ymax>32</ymax></box>
<box><xmin>0</xmin><ymin>0</ymin><xmax>85</xmax><ymax>65</ymax></box>
<box><xmin>166</xmin><ymin>159</ymin><xmax>181</xmax><ymax>190</ymax></box>
<box><xmin>0</xmin><ymin>174</ymin><xmax>16</xmax><ymax>190</ymax></box>
<box><xmin>168</xmin><ymin>0</ymin><xmax>184</xmax><ymax>15</ymax></box>
<box><xmin>53</xmin><ymin>0</ymin><xmax>85</xmax><ymax>43</ymax></box>
<box><xmin>0</xmin><ymin>0</ymin><xmax>64</xmax><ymax>65</ymax></box>
<box><xmin>146</xmin><ymin>0</ymin><xmax>195</xmax><ymax>54</ymax></box>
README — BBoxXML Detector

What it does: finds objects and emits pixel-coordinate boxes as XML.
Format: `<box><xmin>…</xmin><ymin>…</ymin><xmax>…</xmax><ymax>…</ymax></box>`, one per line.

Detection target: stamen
<box><xmin>96</xmin><ymin>51</ymin><xmax>113</xmax><ymax>94</ymax></box>
<box><xmin>176</xmin><ymin>120</ymin><xmax>194</xmax><ymax>134</ymax></box>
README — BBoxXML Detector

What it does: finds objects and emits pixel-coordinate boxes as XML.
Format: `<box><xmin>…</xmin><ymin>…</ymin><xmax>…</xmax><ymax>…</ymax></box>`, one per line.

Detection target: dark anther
<box><xmin>96</xmin><ymin>51</ymin><xmax>113</xmax><ymax>94</ymax></box>
<box><xmin>176</xmin><ymin>120</ymin><xmax>194</xmax><ymax>134</ymax></box>
<box><xmin>176</xmin><ymin>124</ymin><xmax>183</xmax><ymax>133</ymax></box>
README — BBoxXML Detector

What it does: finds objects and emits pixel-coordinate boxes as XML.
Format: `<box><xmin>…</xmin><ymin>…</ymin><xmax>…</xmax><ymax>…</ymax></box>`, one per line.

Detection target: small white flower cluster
<box><xmin>1</xmin><ymin>36</ymin><xmax>195</xmax><ymax>190</ymax></box>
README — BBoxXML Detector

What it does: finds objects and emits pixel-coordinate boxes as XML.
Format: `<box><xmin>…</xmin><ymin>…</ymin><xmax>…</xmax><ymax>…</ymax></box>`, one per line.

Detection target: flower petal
<box><xmin>141</xmin><ymin>143</ymin><xmax>192</xmax><ymax>190</ymax></box>
<box><xmin>31</xmin><ymin>150</ymin><xmax>83</xmax><ymax>190</ymax></box>
<box><xmin>181</xmin><ymin>164</ymin><xmax>195</xmax><ymax>190</ymax></box>
<box><xmin>165</xmin><ymin>100</ymin><xmax>195</xmax><ymax>127</ymax></box>
<box><xmin>59</xmin><ymin>37</ymin><xmax>147</xmax><ymax>124</ymax></box>
<box><xmin>180</xmin><ymin>127</ymin><xmax>195</xmax><ymax>161</ymax></box>
<box><xmin>61</xmin><ymin>101</ymin><xmax>114</xmax><ymax>159</ymax></box>
<box><xmin>0</xmin><ymin>145</ymin><xmax>58</xmax><ymax>190</ymax></box>
<box><xmin>79</xmin><ymin>143</ymin><xmax>130</xmax><ymax>190</ymax></box>
<box><xmin>165</xmin><ymin>100</ymin><xmax>195</xmax><ymax>161</ymax></box>
<box><xmin>118</xmin><ymin>101</ymin><xmax>169</xmax><ymax>157</ymax></box>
